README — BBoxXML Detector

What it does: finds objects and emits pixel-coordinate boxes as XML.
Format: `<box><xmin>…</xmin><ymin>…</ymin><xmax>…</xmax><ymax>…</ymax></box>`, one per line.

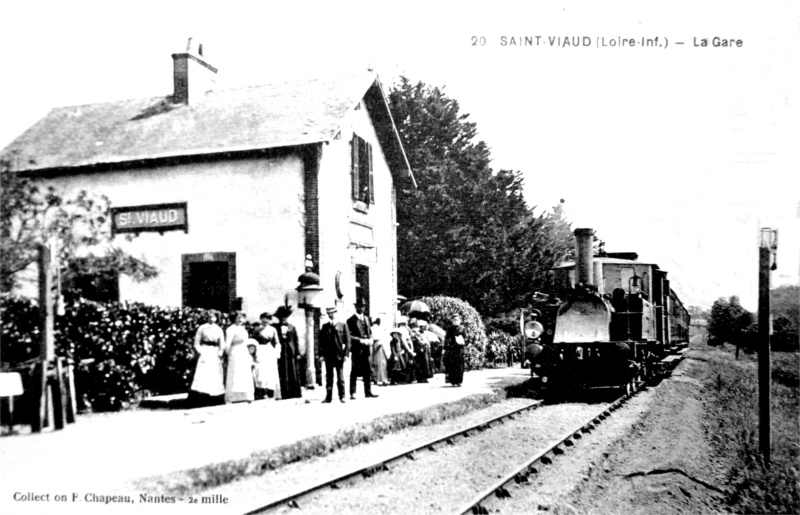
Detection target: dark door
<box><xmin>355</xmin><ymin>264</ymin><xmax>370</xmax><ymax>317</ymax></box>
<box><xmin>187</xmin><ymin>261</ymin><xmax>230</xmax><ymax>313</ymax></box>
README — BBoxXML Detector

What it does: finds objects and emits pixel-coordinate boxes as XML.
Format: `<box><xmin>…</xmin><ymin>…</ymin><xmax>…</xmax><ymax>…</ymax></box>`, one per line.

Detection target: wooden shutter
<box><xmin>351</xmin><ymin>135</ymin><xmax>359</xmax><ymax>200</ymax></box>
<box><xmin>368</xmin><ymin>142</ymin><xmax>375</xmax><ymax>204</ymax></box>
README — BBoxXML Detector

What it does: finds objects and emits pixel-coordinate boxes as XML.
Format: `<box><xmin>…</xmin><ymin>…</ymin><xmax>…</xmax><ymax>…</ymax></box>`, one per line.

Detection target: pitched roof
<box><xmin>2</xmin><ymin>72</ymin><xmax>414</xmax><ymax>183</ymax></box>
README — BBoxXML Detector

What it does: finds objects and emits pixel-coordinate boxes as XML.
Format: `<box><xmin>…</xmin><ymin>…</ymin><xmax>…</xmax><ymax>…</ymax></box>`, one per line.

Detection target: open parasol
<box><xmin>399</xmin><ymin>300</ymin><xmax>431</xmax><ymax>319</ymax></box>
<box><xmin>426</xmin><ymin>322</ymin><xmax>446</xmax><ymax>340</ymax></box>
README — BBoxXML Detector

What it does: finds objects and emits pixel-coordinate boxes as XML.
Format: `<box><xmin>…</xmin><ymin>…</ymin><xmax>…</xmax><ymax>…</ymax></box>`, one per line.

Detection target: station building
<box><xmin>2</xmin><ymin>41</ymin><xmax>415</xmax><ymax>349</ymax></box>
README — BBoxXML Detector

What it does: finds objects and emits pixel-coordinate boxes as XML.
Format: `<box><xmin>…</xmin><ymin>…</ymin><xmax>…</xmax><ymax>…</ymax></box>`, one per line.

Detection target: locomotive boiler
<box><xmin>524</xmin><ymin>228</ymin><xmax>690</xmax><ymax>393</ymax></box>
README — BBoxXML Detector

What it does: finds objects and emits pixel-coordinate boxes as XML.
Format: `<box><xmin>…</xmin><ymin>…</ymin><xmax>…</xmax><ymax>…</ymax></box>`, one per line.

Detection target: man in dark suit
<box><xmin>347</xmin><ymin>299</ymin><xmax>378</xmax><ymax>399</ymax></box>
<box><xmin>320</xmin><ymin>305</ymin><xmax>351</xmax><ymax>403</ymax></box>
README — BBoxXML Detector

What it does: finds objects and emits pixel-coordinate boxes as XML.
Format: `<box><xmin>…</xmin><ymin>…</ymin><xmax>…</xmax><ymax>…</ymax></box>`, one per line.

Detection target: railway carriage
<box><xmin>524</xmin><ymin>228</ymin><xmax>690</xmax><ymax>393</ymax></box>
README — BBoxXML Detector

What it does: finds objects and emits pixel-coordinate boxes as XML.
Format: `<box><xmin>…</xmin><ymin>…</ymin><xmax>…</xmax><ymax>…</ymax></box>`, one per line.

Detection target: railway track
<box><xmin>240</xmin><ymin>380</ymin><xmax>644</xmax><ymax>515</ymax></box>
<box><xmin>458</xmin><ymin>386</ymin><xmax>640</xmax><ymax>514</ymax></box>
<box><xmin>243</xmin><ymin>399</ymin><xmax>545</xmax><ymax>514</ymax></box>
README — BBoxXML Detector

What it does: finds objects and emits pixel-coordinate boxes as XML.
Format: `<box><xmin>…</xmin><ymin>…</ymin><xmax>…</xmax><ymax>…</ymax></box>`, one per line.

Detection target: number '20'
<box><xmin>471</xmin><ymin>36</ymin><xmax>486</xmax><ymax>46</ymax></box>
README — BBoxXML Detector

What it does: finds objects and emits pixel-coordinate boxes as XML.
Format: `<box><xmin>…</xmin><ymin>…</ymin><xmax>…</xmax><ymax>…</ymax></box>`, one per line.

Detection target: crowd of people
<box><xmin>186</xmin><ymin>301</ymin><xmax>468</xmax><ymax>407</ymax></box>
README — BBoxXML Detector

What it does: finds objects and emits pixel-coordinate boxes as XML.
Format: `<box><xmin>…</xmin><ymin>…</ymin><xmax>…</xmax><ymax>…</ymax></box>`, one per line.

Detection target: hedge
<box><xmin>1</xmin><ymin>293</ymin><xmax>208</xmax><ymax>412</ymax></box>
<box><xmin>419</xmin><ymin>295</ymin><xmax>488</xmax><ymax>370</ymax></box>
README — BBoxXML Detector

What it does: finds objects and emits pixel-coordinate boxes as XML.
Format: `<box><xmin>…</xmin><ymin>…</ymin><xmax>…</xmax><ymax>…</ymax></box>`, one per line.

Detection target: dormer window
<box><xmin>351</xmin><ymin>134</ymin><xmax>374</xmax><ymax>206</ymax></box>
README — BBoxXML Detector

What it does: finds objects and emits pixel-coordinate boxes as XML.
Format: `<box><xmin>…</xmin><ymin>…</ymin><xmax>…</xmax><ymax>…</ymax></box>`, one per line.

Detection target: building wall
<box><xmin>317</xmin><ymin>101</ymin><xmax>398</xmax><ymax>326</ymax></box>
<box><xmin>33</xmin><ymin>154</ymin><xmax>307</xmax><ymax>327</ymax></box>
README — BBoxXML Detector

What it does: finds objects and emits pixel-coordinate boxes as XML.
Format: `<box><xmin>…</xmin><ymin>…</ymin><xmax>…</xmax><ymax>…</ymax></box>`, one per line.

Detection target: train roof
<box><xmin>555</xmin><ymin>256</ymin><xmax>662</xmax><ymax>269</ymax></box>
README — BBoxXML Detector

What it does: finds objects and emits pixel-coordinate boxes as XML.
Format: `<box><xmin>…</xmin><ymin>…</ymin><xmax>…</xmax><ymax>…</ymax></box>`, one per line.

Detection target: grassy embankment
<box><xmin>695</xmin><ymin>325</ymin><xmax>800</xmax><ymax>514</ymax></box>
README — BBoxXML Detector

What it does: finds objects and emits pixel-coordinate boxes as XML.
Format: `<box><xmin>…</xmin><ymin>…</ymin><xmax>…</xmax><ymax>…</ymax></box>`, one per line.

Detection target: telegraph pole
<box><xmin>758</xmin><ymin>228</ymin><xmax>777</xmax><ymax>466</ymax></box>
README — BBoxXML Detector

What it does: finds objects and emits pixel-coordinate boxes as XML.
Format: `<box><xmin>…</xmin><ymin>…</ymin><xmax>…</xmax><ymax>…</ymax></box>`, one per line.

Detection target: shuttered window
<box><xmin>351</xmin><ymin>134</ymin><xmax>374</xmax><ymax>204</ymax></box>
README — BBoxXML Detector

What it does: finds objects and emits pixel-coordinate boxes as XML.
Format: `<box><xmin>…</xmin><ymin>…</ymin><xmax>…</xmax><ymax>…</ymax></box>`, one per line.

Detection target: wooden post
<box><xmin>31</xmin><ymin>361</ymin><xmax>47</xmax><ymax>432</ymax></box>
<box><xmin>33</xmin><ymin>243</ymin><xmax>66</xmax><ymax>432</ymax></box>
<box><xmin>39</xmin><ymin>244</ymin><xmax>55</xmax><ymax>362</ymax></box>
<box><xmin>758</xmin><ymin>244</ymin><xmax>772</xmax><ymax>465</ymax></box>
<box><xmin>65</xmin><ymin>360</ymin><xmax>77</xmax><ymax>424</ymax></box>
<box><xmin>52</xmin><ymin>359</ymin><xmax>67</xmax><ymax>430</ymax></box>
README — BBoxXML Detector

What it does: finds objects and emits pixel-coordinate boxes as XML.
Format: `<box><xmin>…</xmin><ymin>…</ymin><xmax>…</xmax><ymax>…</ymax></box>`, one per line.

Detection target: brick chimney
<box><xmin>171</xmin><ymin>38</ymin><xmax>217</xmax><ymax>104</ymax></box>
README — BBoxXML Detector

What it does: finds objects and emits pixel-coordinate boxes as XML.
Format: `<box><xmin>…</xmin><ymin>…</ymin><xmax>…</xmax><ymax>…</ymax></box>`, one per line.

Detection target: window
<box><xmin>351</xmin><ymin>134</ymin><xmax>374</xmax><ymax>205</ymax></box>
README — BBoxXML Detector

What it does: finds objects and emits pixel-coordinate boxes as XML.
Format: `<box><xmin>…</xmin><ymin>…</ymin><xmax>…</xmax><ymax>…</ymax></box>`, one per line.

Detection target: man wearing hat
<box><xmin>347</xmin><ymin>299</ymin><xmax>379</xmax><ymax>399</ymax></box>
<box><xmin>319</xmin><ymin>305</ymin><xmax>351</xmax><ymax>403</ymax></box>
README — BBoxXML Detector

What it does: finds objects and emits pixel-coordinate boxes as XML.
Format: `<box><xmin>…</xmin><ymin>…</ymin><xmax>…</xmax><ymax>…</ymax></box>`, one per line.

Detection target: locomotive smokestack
<box><xmin>574</xmin><ymin>228</ymin><xmax>595</xmax><ymax>286</ymax></box>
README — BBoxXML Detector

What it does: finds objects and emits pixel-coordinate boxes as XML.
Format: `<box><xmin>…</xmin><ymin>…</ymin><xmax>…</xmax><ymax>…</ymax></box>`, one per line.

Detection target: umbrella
<box><xmin>400</xmin><ymin>300</ymin><xmax>431</xmax><ymax>318</ymax></box>
<box><xmin>426</xmin><ymin>323</ymin><xmax>446</xmax><ymax>340</ymax></box>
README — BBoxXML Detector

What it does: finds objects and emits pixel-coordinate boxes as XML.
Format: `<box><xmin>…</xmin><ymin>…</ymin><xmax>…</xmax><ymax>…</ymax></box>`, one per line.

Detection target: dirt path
<box><xmin>553</xmin><ymin>355</ymin><xmax>731</xmax><ymax>514</ymax></box>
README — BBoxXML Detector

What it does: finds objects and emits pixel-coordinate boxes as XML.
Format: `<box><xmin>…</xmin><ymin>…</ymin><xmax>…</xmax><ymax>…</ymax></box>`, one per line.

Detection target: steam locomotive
<box><xmin>523</xmin><ymin>228</ymin><xmax>690</xmax><ymax>393</ymax></box>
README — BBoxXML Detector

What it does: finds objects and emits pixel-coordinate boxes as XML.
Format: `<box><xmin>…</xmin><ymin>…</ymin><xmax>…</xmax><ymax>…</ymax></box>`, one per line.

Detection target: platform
<box><xmin>0</xmin><ymin>367</ymin><xmax>528</xmax><ymax>513</ymax></box>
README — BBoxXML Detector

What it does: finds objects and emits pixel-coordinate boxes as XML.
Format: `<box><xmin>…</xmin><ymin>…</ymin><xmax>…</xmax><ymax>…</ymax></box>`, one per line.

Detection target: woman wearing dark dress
<box><xmin>387</xmin><ymin>330</ymin><xmax>408</xmax><ymax>385</ymax></box>
<box><xmin>443</xmin><ymin>314</ymin><xmax>467</xmax><ymax>386</ymax></box>
<box><xmin>274</xmin><ymin>305</ymin><xmax>303</xmax><ymax>400</ymax></box>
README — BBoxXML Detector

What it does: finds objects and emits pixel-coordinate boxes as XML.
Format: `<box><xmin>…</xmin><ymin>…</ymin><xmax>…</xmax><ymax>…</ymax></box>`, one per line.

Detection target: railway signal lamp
<box><xmin>759</xmin><ymin>228</ymin><xmax>778</xmax><ymax>270</ymax></box>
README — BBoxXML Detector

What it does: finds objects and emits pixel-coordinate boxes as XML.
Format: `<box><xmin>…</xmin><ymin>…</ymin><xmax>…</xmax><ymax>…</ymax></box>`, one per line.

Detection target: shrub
<box><xmin>419</xmin><ymin>295</ymin><xmax>488</xmax><ymax>370</ymax></box>
<box><xmin>484</xmin><ymin>310</ymin><xmax>523</xmax><ymax>336</ymax></box>
<box><xmin>0</xmin><ymin>294</ymin><xmax>41</xmax><ymax>367</ymax></box>
<box><xmin>1</xmin><ymin>294</ymin><xmax>207</xmax><ymax>412</ymax></box>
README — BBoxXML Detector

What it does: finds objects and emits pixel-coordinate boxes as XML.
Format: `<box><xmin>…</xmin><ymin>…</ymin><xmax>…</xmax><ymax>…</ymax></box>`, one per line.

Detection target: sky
<box><xmin>1</xmin><ymin>0</ymin><xmax>798</xmax><ymax>311</ymax></box>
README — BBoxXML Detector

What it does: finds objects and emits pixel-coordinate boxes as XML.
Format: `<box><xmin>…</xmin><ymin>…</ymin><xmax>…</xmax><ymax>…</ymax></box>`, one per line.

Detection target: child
<box><xmin>246</xmin><ymin>339</ymin><xmax>259</xmax><ymax>396</ymax></box>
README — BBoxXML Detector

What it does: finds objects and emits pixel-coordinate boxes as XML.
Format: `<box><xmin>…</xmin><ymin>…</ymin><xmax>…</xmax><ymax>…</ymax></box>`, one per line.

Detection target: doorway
<box><xmin>182</xmin><ymin>253</ymin><xmax>236</xmax><ymax>314</ymax></box>
<box><xmin>355</xmin><ymin>264</ymin><xmax>370</xmax><ymax>316</ymax></box>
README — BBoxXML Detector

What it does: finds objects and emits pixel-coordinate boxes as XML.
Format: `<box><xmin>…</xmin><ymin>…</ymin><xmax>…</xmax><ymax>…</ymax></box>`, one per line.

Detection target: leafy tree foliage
<box><xmin>707</xmin><ymin>295</ymin><xmax>756</xmax><ymax>356</ymax></box>
<box><xmin>771</xmin><ymin>285</ymin><xmax>799</xmax><ymax>351</ymax></box>
<box><xmin>388</xmin><ymin>77</ymin><xmax>573</xmax><ymax>315</ymax></box>
<box><xmin>0</xmin><ymin>156</ymin><xmax>157</xmax><ymax>294</ymax></box>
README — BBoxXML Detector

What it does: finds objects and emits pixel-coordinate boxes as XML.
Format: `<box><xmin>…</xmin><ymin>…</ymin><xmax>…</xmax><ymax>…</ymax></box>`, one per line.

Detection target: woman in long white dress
<box><xmin>255</xmin><ymin>313</ymin><xmax>281</xmax><ymax>399</ymax></box>
<box><xmin>224</xmin><ymin>311</ymin><xmax>255</xmax><ymax>403</ymax></box>
<box><xmin>188</xmin><ymin>310</ymin><xmax>225</xmax><ymax>406</ymax></box>
<box><xmin>370</xmin><ymin>318</ymin><xmax>390</xmax><ymax>386</ymax></box>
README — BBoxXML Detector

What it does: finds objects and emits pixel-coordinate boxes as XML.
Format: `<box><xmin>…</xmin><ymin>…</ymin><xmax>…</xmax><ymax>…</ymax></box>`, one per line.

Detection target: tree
<box><xmin>707</xmin><ymin>295</ymin><xmax>757</xmax><ymax>358</ymax></box>
<box><xmin>0</xmin><ymin>155</ymin><xmax>157</xmax><ymax>295</ymax></box>
<box><xmin>388</xmin><ymin>77</ymin><xmax>573</xmax><ymax>315</ymax></box>
<box><xmin>771</xmin><ymin>285</ymin><xmax>799</xmax><ymax>351</ymax></box>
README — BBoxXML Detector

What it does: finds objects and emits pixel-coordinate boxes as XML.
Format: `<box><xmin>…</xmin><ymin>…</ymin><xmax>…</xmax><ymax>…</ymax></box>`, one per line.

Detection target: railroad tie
<box><xmin>495</xmin><ymin>486</ymin><xmax>511</xmax><ymax>498</ymax></box>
